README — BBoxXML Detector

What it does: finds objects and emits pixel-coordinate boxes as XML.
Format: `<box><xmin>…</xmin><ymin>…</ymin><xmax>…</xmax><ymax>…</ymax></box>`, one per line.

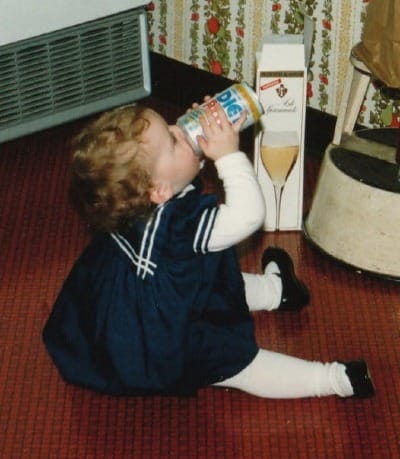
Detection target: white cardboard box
<box><xmin>254</xmin><ymin>22</ymin><xmax>313</xmax><ymax>231</ymax></box>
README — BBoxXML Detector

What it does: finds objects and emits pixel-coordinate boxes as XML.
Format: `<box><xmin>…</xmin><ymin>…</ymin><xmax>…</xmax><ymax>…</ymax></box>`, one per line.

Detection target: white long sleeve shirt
<box><xmin>207</xmin><ymin>152</ymin><xmax>265</xmax><ymax>251</ymax></box>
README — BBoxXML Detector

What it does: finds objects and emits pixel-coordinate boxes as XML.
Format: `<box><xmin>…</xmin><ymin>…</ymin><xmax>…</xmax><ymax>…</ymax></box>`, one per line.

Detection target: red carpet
<box><xmin>1</xmin><ymin>97</ymin><xmax>399</xmax><ymax>458</ymax></box>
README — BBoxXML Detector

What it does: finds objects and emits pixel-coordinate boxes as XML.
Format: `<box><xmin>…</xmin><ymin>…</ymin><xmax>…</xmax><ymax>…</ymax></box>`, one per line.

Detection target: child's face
<box><xmin>141</xmin><ymin>109</ymin><xmax>201</xmax><ymax>203</ymax></box>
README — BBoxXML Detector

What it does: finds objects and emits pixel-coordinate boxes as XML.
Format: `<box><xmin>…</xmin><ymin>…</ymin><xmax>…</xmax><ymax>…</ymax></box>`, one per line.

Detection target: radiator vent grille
<box><xmin>0</xmin><ymin>8</ymin><xmax>150</xmax><ymax>142</ymax></box>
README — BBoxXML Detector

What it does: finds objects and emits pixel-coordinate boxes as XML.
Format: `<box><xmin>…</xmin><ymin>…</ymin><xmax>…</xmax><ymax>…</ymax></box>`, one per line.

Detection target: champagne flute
<box><xmin>260</xmin><ymin>130</ymin><xmax>299</xmax><ymax>230</ymax></box>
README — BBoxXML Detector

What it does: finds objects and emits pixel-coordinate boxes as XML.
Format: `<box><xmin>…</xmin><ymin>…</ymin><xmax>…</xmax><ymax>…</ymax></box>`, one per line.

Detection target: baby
<box><xmin>43</xmin><ymin>101</ymin><xmax>374</xmax><ymax>399</ymax></box>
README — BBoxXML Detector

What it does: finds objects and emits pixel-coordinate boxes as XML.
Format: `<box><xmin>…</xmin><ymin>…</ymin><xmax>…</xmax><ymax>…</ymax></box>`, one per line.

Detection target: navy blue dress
<box><xmin>43</xmin><ymin>180</ymin><xmax>258</xmax><ymax>396</ymax></box>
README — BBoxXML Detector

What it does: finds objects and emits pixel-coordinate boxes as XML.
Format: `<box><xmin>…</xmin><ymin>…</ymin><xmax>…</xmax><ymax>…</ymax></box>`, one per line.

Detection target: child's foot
<box><xmin>342</xmin><ymin>360</ymin><xmax>375</xmax><ymax>398</ymax></box>
<box><xmin>261</xmin><ymin>246</ymin><xmax>310</xmax><ymax>311</ymax></box>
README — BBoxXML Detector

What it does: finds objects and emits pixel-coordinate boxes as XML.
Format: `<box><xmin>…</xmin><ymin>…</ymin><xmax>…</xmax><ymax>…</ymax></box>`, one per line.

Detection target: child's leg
<box><xmin>242</xmin><ymin>270</ymin><xmax>281</xmax><ymax>311</ymax></box>
<box><xmin>213</xmin><ymin>349</ymin><xmax>355</xmax><ymax>398</ymax></box>
<box><xmin>243</xmin><ymin>247</ymin><xmax>310</xmax><ymax>312</ymax></box>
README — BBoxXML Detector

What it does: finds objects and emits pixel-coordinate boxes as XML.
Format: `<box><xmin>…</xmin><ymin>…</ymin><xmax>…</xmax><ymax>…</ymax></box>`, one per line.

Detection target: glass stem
<box><xmin>274</xmin><ymin>184</ymin><xmax>284</xmax><ymax>230</ymax></box>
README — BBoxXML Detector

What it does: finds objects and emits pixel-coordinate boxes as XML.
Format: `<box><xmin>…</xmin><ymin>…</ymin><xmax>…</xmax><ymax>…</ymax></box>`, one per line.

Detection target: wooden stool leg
<box><xmin>333</xmin><ymin>64</ymin><xmax>371</xmax><ymax>145</ymax></box>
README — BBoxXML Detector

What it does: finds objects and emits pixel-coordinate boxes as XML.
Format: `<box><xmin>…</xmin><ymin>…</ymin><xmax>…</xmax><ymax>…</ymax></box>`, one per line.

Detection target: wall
<box><xmin>147</xmin><ymin>0</ymin><xmax>400</xmax><ymax>129</ymax></box>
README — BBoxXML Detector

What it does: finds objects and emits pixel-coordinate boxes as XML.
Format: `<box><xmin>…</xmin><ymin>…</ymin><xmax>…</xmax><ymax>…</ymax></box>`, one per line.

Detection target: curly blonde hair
<box><xmin>69</xmin><ymin>105</ymin><xmax>155</xmax><ymax>232</ymax></box>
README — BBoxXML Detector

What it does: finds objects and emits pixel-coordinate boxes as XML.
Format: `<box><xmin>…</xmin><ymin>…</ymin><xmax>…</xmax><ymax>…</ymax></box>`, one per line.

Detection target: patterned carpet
<box><xmin>1</xmin><ymin>95</ymin><xmax>399</xmax><ymax>458</ymax></box>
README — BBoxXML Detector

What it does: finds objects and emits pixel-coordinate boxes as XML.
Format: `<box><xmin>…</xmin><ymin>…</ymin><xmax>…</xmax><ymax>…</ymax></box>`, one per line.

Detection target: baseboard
<box><xmin>150</xmin><ymin>52</ymin><xmax>232</xmax><ymax>107</ymax></box>
<box><xmin>149</xmin><ymin>51</ymin><xmax>337</xmax><ymax>158</ymax></box>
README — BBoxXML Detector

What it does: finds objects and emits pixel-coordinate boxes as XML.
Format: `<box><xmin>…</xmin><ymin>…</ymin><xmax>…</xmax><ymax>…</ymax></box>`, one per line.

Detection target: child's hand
<box><xmin>197</xmin><ymin>101</ymin><xmax>247</xmax><ymax>161</ymax></box>
<box><xmin>187</xmin><ymin>95</ymin><xmax>211</xmax><ymax>112</ymax></box>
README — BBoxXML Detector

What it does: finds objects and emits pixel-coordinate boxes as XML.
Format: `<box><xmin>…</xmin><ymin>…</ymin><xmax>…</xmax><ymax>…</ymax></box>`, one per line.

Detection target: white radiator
<box><xmin>0</xmin><ymin>1</ymin><xmax>151</xmax><ymax>142</ymax></box>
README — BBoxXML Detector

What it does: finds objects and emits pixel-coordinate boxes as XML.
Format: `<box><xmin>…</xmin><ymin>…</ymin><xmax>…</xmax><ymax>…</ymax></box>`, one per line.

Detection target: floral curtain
<box><xmin>146</xmin><ymin>0</ymin><xmax>400</xmax><ymax>129</ymax></box>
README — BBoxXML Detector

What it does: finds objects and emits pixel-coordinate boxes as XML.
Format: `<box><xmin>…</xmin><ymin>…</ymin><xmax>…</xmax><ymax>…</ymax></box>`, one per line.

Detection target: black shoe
<box><xmin>342</xmin><ymin>360</ymin><xmax>375</xmax><ymax>398</ymax></box>
<box><xmin>261</xmin><ymin>246</ymin><xmax>310</xmax><ymax>311</ymax></box>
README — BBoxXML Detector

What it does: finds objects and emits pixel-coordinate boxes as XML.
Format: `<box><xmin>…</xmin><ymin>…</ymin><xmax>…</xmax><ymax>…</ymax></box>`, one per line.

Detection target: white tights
<box><xmin>212</xmin><ymin>270</ymin><xmax>354</xmax><ymax>399</ymax></box>
<box><xmin>242</xmin><ymin>270</ymin><xmax>282</xmax><ymax>311</ymax></box>
<box><xmin>213</xmin><ymin>349</ymin><xmax>353</xmax><ymax>398</ymax></box>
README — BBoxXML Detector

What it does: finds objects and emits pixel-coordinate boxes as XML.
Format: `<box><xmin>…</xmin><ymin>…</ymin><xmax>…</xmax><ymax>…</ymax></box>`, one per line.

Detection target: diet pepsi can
<box><xmin>177</xmin><ymin>82</ymin><xmax>264</xmax><ymax>154</ymax></box>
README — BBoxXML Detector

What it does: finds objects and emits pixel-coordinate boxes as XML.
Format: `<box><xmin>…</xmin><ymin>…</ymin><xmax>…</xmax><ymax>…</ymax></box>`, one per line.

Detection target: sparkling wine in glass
<box><xmin>260</xmin><ymin>130</ymin><xmax>299</xmax><ymax>230</ymax></box>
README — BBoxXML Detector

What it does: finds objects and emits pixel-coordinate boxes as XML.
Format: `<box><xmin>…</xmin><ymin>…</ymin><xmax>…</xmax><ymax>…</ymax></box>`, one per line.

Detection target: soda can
<box><xmin>177</xmin><ymin>82</ymin><xmax>264</xmax><ymax>154</ymax></box>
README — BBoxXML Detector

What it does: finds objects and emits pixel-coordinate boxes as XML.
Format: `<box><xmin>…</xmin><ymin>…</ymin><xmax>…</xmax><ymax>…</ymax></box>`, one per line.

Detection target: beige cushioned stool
<box><xmin>304</xmin><ymin>140</ymin><xmax>400</xmax><ymax>280</ymax></box>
